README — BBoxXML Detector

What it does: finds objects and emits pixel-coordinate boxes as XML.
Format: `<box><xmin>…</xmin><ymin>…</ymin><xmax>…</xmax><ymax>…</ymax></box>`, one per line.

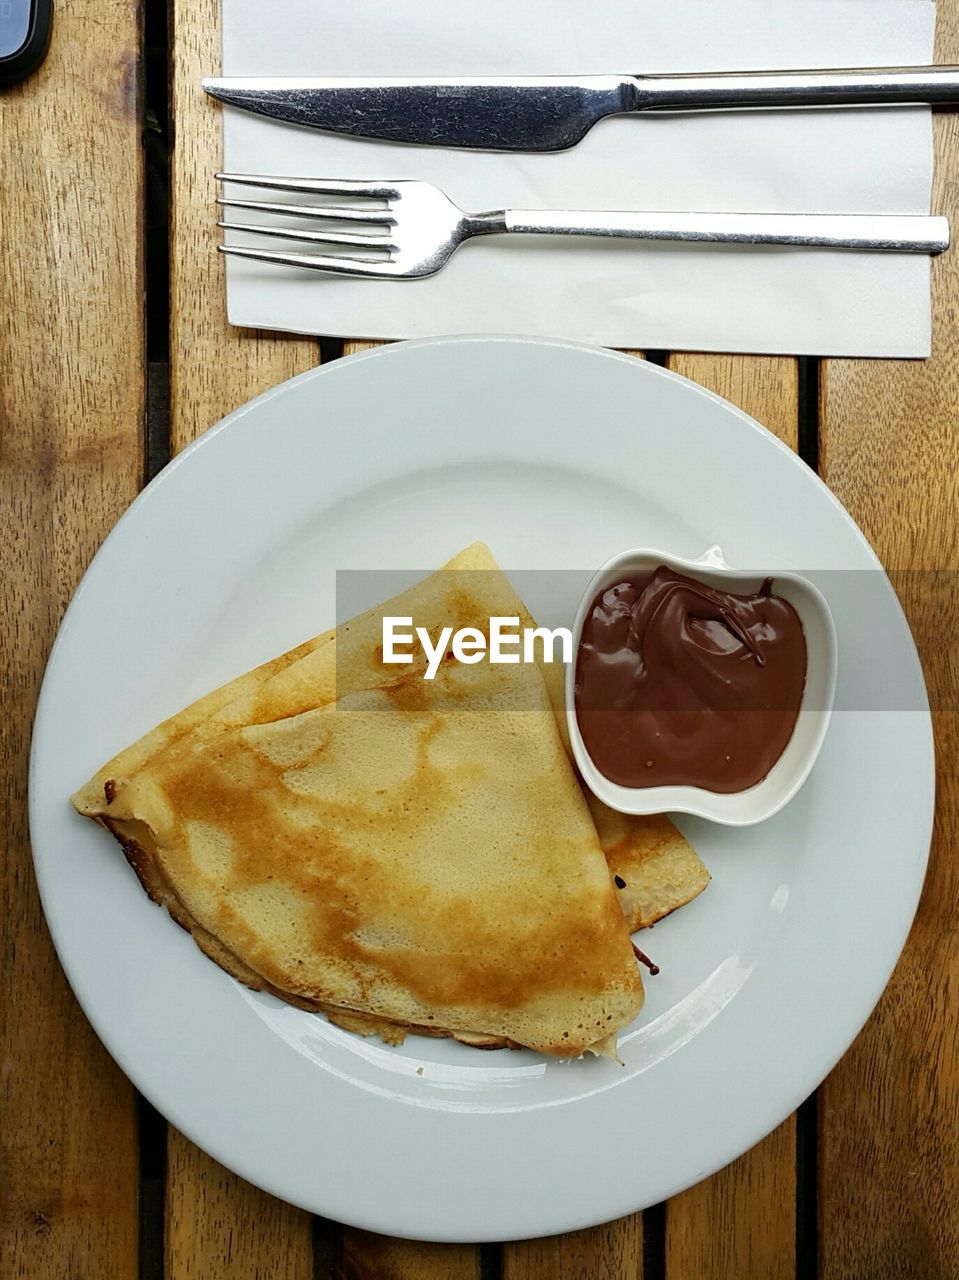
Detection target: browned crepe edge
<box><xmin>101</xmin><ymin>813</ymin><xmax>525</xmax><ymax>1054</ymax></box>
<box><xmin>602</xmin><ymin>812</ymin><xmax>711</xmax><ymax>932</ymax></box>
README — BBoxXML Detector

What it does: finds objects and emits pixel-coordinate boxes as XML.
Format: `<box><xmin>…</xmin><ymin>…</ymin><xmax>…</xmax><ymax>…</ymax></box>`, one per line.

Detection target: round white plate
<box><xmin>30</xmin><ymin>336</ymin><xmax>933</xmax><ymax>1242</ymax></box>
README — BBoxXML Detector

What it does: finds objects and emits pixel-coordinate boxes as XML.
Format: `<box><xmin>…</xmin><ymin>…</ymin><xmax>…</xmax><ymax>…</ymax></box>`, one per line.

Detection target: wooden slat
<box><xmin>505</xmin><ymin>1217</ymin><xmax>643</xmax><ymax>1280</ymax></box>
<box><xmin>0</xmin><ymin>0</ymin><xmax>144</xmax><ymax>1275</ymax></box>
<box><xmin>342</xmin><ymin>340</ymin><xmax>388</xmax><ymax>357</ymax></box>
<box><xmin>340</xmin><ymin>1231</ymin><xmax>481</xmax><ymax>1280</ymax></box>
<box><xmin>170</xmin><ymin>0</ymin><xmax>317</xmax><ymax>453</ymax></box>
<box><xmin>668</xmin><ymin>355</ymin><xmax>799</xmax><ymax>450</ymax></box>
<box><xmin>662</xmin><ymin>355</ymin><xmax>799</xmax><ymax>1280</ymax></box>
<box><xmin>166</xmin><ymin>0</ymin><xmax>318</xmax><ymax>1273</ymax></box>
<box><xmin>165</xmin><ymin>1139</ymin><xmax>313</xmax><ymax>1279</ymax></box>
<box><xmin>664</xmin><ymin>1119</ymin><xmax>795</xmax><ymax>1280</ymax></box>
<box><xmin>817</xmin><ymin>4</ymin><xmax>959</xmax><ymax>1271</ymax></box>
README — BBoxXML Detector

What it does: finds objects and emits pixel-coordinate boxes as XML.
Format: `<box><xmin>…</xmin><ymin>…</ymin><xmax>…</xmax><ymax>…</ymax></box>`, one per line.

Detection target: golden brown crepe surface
<box><xmin>74</xmin><ymin>547</ymin><xmax>648</xmax><ymax>1056</ymax></box>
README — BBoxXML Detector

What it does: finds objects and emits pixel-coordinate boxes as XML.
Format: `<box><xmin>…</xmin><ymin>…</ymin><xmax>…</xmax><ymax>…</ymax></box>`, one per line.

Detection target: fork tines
<box><xmin>216</xmin><ymin>173</ymin><xmax>400</xmax><ymax>275</ymax></box>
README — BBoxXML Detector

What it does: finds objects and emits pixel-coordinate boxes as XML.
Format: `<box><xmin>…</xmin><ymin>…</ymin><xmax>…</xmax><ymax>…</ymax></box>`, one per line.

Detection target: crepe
<box><xmin>74</xmin><ymin>546</ymin><xmax>650</xmax><ymax>1057</ymax></box>
<box><xmin>74</xmin><ymin>544</ymin><xmax>708</xmax><ymax>933</ymax></box>
<box><xmin>72</xmin><ymin>543</ymin><xmax>706</xmax><ymax>1055</ymax></box>
<box><xmin>588</xmin><ymin>803</ymin><xmax>709</xmax><ymax>931</ymax></box>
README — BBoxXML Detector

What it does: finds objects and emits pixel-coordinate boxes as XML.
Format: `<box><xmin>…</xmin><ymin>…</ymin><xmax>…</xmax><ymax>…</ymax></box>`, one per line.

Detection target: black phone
<box><xmin>0</xmin><ymin>0</ymin><xmax>52</xmax><ymax>86</ymax></box>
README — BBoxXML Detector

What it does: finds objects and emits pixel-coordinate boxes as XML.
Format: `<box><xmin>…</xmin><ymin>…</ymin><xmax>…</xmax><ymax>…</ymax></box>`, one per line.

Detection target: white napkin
<box><xmin>220</xmin><ymin>0</ymin><xmax>935</xmax><ymax>356</ymax></box>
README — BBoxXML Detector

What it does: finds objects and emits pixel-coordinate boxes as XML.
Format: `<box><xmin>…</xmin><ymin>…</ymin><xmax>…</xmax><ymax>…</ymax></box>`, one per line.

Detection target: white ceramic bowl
<box><xmin>566</xmin><ymin>544</ymin><xmax>837</xmax><ymax>826</ymax></box>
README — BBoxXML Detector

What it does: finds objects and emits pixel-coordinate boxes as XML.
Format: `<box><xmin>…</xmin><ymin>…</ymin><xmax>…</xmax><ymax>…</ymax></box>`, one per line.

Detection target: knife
<box><xmin>203</xmin><ymin>66</ymin><xmax>959</xmax><ymax>152</ymax></box>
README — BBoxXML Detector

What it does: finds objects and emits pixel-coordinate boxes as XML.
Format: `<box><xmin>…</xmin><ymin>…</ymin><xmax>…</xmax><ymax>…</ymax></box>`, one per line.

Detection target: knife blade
<box><xmin>203</xmin><ymin>66</ymin><xmax>959</xmax><ymax>152</ymax></box>
<box><xmin>203</xmin><ymin>76</ymin><xmax>630</xmax><ymax>151</ymax></box>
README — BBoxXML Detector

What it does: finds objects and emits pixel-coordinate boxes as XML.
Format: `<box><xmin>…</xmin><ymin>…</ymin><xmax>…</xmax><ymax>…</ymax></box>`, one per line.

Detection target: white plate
<box><xmin>30</xmin><ymin>336</ymin><xmax>933</xmax><ymax>1242</ymax></box>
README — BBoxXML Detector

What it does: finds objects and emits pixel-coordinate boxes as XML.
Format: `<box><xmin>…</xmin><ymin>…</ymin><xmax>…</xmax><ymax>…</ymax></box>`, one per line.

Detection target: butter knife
<box><xmin>203</xmin><ymin>66</ymin><xmax>959</xmax><ymax>151</ymax></box>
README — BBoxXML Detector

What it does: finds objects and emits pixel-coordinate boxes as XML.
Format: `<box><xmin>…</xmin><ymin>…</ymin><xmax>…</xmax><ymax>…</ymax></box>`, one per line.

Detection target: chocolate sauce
<box><xmin>632</xmin><ymin>942</ymin><xmax>660</xmax><ymax>976</ymax></box>
<box><xmin>575</xmin><ymin>566</ymin><xmax>807</xmax><ymax>793</ymax></box>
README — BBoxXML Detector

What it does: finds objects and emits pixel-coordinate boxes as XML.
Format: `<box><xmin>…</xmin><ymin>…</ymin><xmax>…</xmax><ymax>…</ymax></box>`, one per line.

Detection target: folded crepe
<box><xmin>72</xmin><ymin>544</ymin><xmax>705</xmax><ymax>1057</ymax></box>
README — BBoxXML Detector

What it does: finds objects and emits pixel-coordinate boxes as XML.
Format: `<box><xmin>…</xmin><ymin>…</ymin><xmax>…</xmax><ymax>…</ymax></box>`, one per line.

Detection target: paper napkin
<box><xmin>220</xmin><ymin>0</ymin><xmax>935</xmax><ymax>356</ymax></box>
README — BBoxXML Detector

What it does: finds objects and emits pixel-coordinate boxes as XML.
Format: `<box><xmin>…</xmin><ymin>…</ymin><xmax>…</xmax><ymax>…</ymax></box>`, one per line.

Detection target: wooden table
<box><xmin>2</xmin><ymin>1</ymin><xmax>957</xmax><ymax>1275</ymax></box>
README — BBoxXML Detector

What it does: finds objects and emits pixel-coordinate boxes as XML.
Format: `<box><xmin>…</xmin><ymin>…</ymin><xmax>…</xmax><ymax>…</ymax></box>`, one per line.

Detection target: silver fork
<box><xmin>216</xmin><ymin>174</ymin><xmax>950</xmax><ymax>280</ymax></box>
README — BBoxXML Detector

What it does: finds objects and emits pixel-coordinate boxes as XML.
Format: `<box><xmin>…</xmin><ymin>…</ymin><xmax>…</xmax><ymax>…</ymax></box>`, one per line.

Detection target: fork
<box><xmin>216</xmin><ymin>174</ymin><xmax>950</xmax><ymax>280</ymax></box>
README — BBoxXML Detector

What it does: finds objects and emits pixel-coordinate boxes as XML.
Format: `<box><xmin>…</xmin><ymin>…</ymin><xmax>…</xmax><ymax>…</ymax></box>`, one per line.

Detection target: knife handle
<box><xmin>634</xmin><ymin>65</ymin><xmax>959</xmax><ymax>112</ymax></box>
<box><xmin>502</xmin><ymin>211</ymin><xmax>950</xmax><ymax>254</ymax></box>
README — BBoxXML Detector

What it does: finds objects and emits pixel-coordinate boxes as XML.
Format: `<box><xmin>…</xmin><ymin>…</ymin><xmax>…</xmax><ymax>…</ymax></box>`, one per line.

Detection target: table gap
<box><xmin>796</xmin><ymin>1093</ymin><xmax>820</xmax><ymax>1280</ymax></box>
<box><xmin>311</xmin><ymin>1215</ymin><xmax>341</xmax><ymax>1279</ymax></box>
<box><xmin>142</xmin><ymin>3</ymin><xmax>172</xmax><ymax>1275</ymax></box>
<box><xmin>480</xmin><ymin>1241</ymin><xmax>504</xmax><ymax>1280</ymax></box>
<box><xmin>147</xmin><ymin>362</ymin><xmax>171</xmax><ymax>481</ymax></box>
<box><xmin>798</xmin><ymin>357</ymin><xmax>820</xmax><ymax>472</ymax></box>
<box><xmin>145</xmin><ymin>0</ymin><xmax>170</xmax><ymax>367</ymax></box>
<box><xmin>137</xmin><ymin>1093</ymin><xmax>167</xmax><ymax>1280</ymax></box>
<box><xmin>145</xmin><ymin>0</ymin><xmax>171</xmax><ymax>484</ymax></box>
<box><xmin>642</xmin><ymin>1200</ymin><xmax>667</xmax><ymax>1280</ymax></box>
<box><xmin>320</xmin><ymin>337</ymin><xmax>346</xmax><ymax>363</ymax></box>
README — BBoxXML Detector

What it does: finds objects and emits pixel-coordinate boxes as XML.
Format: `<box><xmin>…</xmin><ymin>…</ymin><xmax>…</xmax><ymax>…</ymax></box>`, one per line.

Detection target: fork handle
<box><xmin>633</xmin><ymin>65</ymin><xmax>959</xmax><ymax>112</ymax></box>
<box><xmin>499</xmin><ymin>211</ymin><xmax>950</xmax><ymax>254</ymax></box>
